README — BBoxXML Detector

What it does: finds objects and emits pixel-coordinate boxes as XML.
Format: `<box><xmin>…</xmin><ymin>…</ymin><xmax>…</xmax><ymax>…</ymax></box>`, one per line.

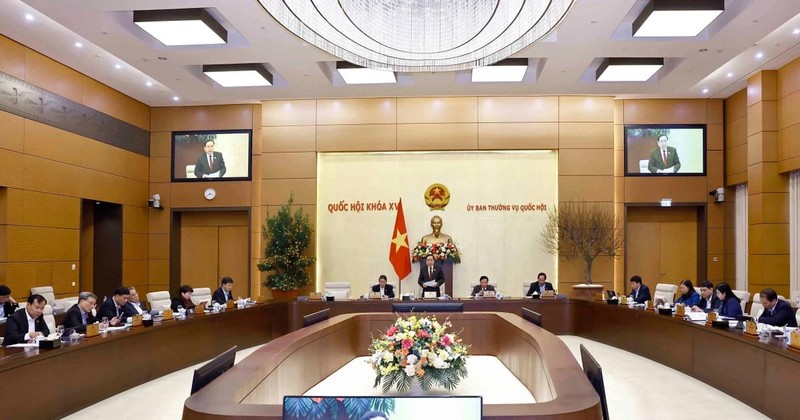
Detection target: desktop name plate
<box><xmin>645</xmin><ymin>300</ymin><xmax>654</xmax><ymax>311</ymax></box>
<box><xmin>162</xmin><ymin>309</ymin><xmax>174</xmax><ymax>320</ymax></box>
<box><xmin>368</xmin><ymin>292</ymin><xmax>382</xmax><ymax>300</ymax></box>
<box><xmin>789</xmin><ymin>331</ymin><xmax>800</xmax><ymax>354</ymax></box>
<box><xmin>309</xmin><ymin>292</ymin><xmax>323</xmax><ymax>300</ymax></box>
<box><xmin>85</xmin><ymin>323</ymin><xmax>100</xmax><ymax>338</ymax></box>
<box><xmin>423</xmin><ymin>291</ymin><xmax>438</xmax><ymax>300</ymax></box>
<box><xmin>743</xmin><ymin>320</ymin><xmax>758</xmax><ymax>338</ymax></box>
<box><xmin>706</xmin><ymin>311</ymin><xmax>717</xmax><ymax>325</ymax></box>
<box><xmin>483</xmin><ymin>291</ymin><xmax>496</xmax><ymax>298</ymax></box>
<box><xmin>226</xmin><ymin>300</ymin><xmax>235</xmax><ymax>309</ymax></box>
<box><xmin>131</xmin><ymin>314</ymin><xmax>143</xmax><ymax>327</ymax></box>
<box><xmin>542</xmin><ymin>290</ymin><xmax>555</xmax><ymax>299</ymax></box>
<box><xmin>675</xmin><ymin>304</ymin><xmax>685</xmax><ymax>317</ymax></box>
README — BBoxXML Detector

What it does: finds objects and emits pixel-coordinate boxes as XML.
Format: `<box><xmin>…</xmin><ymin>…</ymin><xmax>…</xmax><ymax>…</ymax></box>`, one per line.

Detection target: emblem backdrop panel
<box><xmin>316</xmin><ymin>151</ymin><xmax>558</xmax><ymax>297</ymax></box>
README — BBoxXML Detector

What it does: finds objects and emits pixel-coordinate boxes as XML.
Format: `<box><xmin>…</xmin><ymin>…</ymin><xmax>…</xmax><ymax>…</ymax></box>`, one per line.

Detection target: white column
<box><xmin>735</xmin><ymin>184</ymin><xmax>748</xmax><ymax>291</ymax></box>
<box><xmin>790</xmin><ymin>171</ymin><xmax>799</xmax><ymax>301</ymax></box>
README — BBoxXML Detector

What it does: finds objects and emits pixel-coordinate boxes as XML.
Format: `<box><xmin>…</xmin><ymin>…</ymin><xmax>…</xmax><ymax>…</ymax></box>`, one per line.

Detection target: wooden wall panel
<box><xmin>558</xmin><ymin>176</ymin><xmax>614</xmax><ymax>202</ymax></box>
<box><xmin>7</xmin><ymin>226</ymin><xmax>79</xmax><ymax>261</ymax></box>
<box><xmin>150</xmin><ymin>132</ymin><xmax>171</xmax><ymax>158</ymax></box>
<box><xmin>261</xmin><ymin>179</ymin><xmax>316</xmax><ymax>206</ymax></box>
<box><xmin>24</xmin><ymin>50</ymin><xmax>82</xmax><ymax>103</ymax></box>
<box><xmin>149</xmin><ymin>157</ymin><xmax>171</xmax><ymax>183</ymax></box>
<box><xmin>262</xmin><ymin>126</ymin><xmax>317</xmax><ymax>152</ymax></box>
<box><xmin>397</xmin><ymin>97</ymin><xmax>477</xmax><ymax>123</ymax></box>
<box><xmin>559</xmin><ymin>97</ymin><xmax>614</xmax><ymax>122</ymax></box>
<box><xmin>316</xmin><ymin>125</ymin><xmax>396</xmax><ymax>151</ymax></box>
<box><xmin>81</xmin><ymin>76</ymin><xmax>150</xmax><ymax>130</ymax></box>
<box><xmin>747</xmin><ymin>101</ymin><xmax>778</xmax><ymax>136</ymax></box>
<box><xmin>24</xmin><ymin>120</ymin><xmax>84</xmax><ymax>166</ymax></box>
<box><xmin>0</xmin><ymin>111</ymin><xmax>25</xmax><ymax>152</ymax></box>
<box><xmin>170</xmin><ymin>182</ymin><xmax>252</xmax><ymax>208</ymax></box>
<box><xmin>558</xmin><ymin>123</ymin><xmax>613</xmax><ymax>149</ymax></box>
<box><xmin>558</xmin><ymin>149</ymin><xmax>613</xmax><ymax>175</ymax></box>
<box><xmin>171</xmin><ymin>105</ymin><xmax>254</xmax><ymax>131</ymax></box>
<box><xmin>262</xmin><ymin>100</ymin><xmax>317</xmax><ymax>126</ymax></box>
<box><xmin>316</xmin><ymin>98</ymin><xmax>396</xmax><ymax>125</ymax></box>
<box><xmin>623</xmin><ymin>100</ymin><xmax>708</xmax><ymax>124</ymax></box>
<box><xmin>396</xmin><ymin>123</ymin><xmax>478</xmax><ymax>150</ymax></box>
<box><xmin>0</xmin><ymin>35</ymin><xmax>25</xmax><ymax>79</ymax></box>
<box><xmin>181</xmin><ymin>211</ymin><xmax>248</xmax><ymax>227</ymax></box>
<box><xmin>477</xmin><ymin>97</ymin><xmax>559</xmax><ymax>122</ymax></box>
<box><xmin>261</xmin><ymin>152</ymin><xmax>316</xmax><ymax>179</ymax></box>
<box><xmin>122</xmin><ymin>259</ymin><xmax>148</xmax><ymax>286</ymax></box>
<box><xmin>477</xmin><ymin>123</ymin><xmax>558</xmax><ymax>149</ymax></box>
<box><xmin>123</xmin><ymin>233</ymin><xmax>149</xmax><ymax>260</ymax></box>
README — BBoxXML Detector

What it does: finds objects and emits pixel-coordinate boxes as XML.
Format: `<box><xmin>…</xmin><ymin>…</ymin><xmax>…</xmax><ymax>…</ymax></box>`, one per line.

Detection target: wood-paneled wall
<box><xmin>148</xmin><ymin>105</ymin><xmax>261</xmax><ymax>298</ymax></box>
<box><xmin>614</xmin><ymin>99</ymin><xmax>724</xmax><ymax>290</ymax></box>
<box><xmin>0</xmin><ymin>35</ymin><xmax>150</xmax><ymax>300</ymax></box>
<box><xmin>777</xmin><ymin>56</ymin><xmax>800</xmax><ymax>173</ymax></box>
<box><xmin>262</xmin><ymin>97</ymin><xmax>617</xmax><ymax>296</ymax></box>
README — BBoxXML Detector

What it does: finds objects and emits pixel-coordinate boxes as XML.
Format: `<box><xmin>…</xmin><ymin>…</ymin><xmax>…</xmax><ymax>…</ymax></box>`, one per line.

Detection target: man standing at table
<box><xmin>628</xmin><ymin>275</ymin><xmax>652</xmax><ymax>304</ymax></box>
<box><xmin>418</xmin><ymin>255</ymin><xmax>445</xmax><ymax>297</ymax></box>
<box><xmin>0</xmin><ymin>284</ymin><xmax>19</xmax><ymax>318</ymax></box>
<box><xmin>63</xmin><ymin>292</ymin><xmax>98</xmax><ymax>333</ymax></box>
<box><xmin>526</xmin><ymin>272</ymin><xmax>554</xmax><ymax>296</ymax></box>
<box><xmin>212</xmin><ymin>277</ymin><xmax>235</xmax><ymax>305</ymax></box>
<box><xmin>97</xmin><ymin>287</ymin><xmax>132</xmax><ymax>326</ymax></box>
<box><xmin>3</xmin><ymin>294</ymin><xmax>50</xmax><ymax>346</ymax></box>
<box><xmin>757</xmin><ymin>288</ymin><xmax>798</xmax><ymax>327</ymax></box>
<box><xmin>371</xmin><ymin>275</ymin><xmax>395</xmax><ymax>298</ymax></box>
<box><xmin>472</xmin><ymin>276</ymin><xmax>496</xmax><ymax>297</ymax></box>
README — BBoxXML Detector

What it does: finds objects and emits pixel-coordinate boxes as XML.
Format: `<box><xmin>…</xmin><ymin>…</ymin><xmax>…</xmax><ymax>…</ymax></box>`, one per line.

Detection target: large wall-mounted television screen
<box><xmin>171</xmin><ymin>130</ymin><xmax>252</xmax><ymax>181</ymax></box>
<box><xmin>624</xmin><ymin>125</ymin><xmax>706</xmax><ymax>176</ymax></box>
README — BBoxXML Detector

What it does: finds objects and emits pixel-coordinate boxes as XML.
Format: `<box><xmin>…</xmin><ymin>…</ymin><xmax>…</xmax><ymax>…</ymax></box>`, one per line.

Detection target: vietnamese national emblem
<box><xmin>424</xmin><ymin>183</ymin><xmax>450</xmax><ymax>210</ymax></box>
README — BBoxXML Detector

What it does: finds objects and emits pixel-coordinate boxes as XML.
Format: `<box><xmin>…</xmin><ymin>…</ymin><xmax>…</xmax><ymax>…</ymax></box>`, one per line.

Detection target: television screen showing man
<box><xmin>194</xmin><ymin>139</ymin><xmax>227</xmax><ymax>179</ymax></box>
<box><xmin>648</xmin><ymin>134</ymin><xmax>681</xmax><ymax>174</ymax></box>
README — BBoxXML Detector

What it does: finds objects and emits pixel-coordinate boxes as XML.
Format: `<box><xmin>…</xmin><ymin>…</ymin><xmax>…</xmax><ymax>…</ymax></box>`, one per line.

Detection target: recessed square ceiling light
<box><xmin>336</xmin><ymin>62</ymin><xmax>396</xmax><ymax>84</ymax></box>
<box><xmin>203</xmin><ymin>64</ymin><xmax>273</xmax><ymax>87</ymax></box>
<box><xmin>633</xmin><ymin>0</ymin><xmax>724</xmax><ymax>37</ymax></box>
<box><xmin>133</xmin><ymin>8</ymin><xmax>227</xmax><ymax>46</ymax></box>
<box><xmin>596</xmin><ymin>58</ymin><xmax>664</xmax><ymax>82</ymax></box>
<box><xmin>471</xmin><ymin>58</ymin><xmax>528</xmax><ymax>82</ymax></box>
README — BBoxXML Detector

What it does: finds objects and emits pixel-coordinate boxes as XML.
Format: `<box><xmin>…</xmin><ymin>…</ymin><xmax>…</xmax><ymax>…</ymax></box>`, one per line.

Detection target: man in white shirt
<box><xmin>125</xmin><ymin>287</ymin><xmax>146</xmax><ymax>315</ymax></box>
<box><xmin>3</xmin><ymin>294</ymin><xmax>50</xmax><ymax>346</ymax></box>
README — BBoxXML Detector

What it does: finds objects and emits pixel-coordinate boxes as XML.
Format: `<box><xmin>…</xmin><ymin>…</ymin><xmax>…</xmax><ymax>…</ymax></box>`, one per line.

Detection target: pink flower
<box><xmin>417</xmin><ymin>329</ymin><xmax>430</xmax><ymax>338</ymax></box>
<box><xmin>402</xmin><ymin>338</ymin><xmax>413</xmax><ymax>350</ymax></box>
<box><xmin>440</xmin><ymin>334</ymin><xmax>452</xmax><ymax>346</ymax></box>
<box><xmin>387</xmin><ymin>326</ymin><xmax>397</xmax><ymax>337</ymax></box>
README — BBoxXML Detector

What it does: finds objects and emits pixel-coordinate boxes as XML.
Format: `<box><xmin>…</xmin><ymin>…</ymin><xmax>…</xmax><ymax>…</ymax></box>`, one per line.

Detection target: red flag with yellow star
<box><xmin>389</xmin><ymin>198</ymin><xmax>412</xmax><ymax>280</ymax></box>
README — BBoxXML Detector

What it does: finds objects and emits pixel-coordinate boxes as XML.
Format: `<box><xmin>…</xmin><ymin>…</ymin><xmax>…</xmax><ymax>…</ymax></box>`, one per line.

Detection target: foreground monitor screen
<box><xmin>172</xmin><ymin>130</ymin><xmax>252</xmax><ymax>181</ymax></box>
<box><xmin>283</xmin><ymin>396</ymin><xmax>482</xmax><ymax>420</ymax></box>
<box><xmin>624</xmin><ymin>125</ymin><xmax>706</xmax><ymax>176</ymax></box>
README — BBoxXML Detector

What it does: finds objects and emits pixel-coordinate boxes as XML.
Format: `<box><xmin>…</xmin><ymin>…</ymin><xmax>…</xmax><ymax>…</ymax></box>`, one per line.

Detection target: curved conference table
<box><xmin>1</xmin><ymin>299</ymin><xmax>798</xmax><ymax>419</ymax></box>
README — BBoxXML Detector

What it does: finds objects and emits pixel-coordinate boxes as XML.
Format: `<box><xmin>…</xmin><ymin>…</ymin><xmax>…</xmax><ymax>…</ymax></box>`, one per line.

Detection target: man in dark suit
<box><xmin>417</xmin><ymin>255</ymin><xmax>445</xmax><ymax>297</ymax></box>
<box><xmin>647</xmin><ymin>134</ymin><xmax>681</xmax><ymax>174</ymax></box>
<box><xmin>62</xmin><ymin>292</ymin><xmax>98</xmax><ymax>334</ymax></box>
<box><xmin>3</xmin><ymin>294</ymin><xmax>50</xmax><ymax>346</ymax></box>
<box><xmin>692</xmin><ymin>280</ymin><xmax>720</xmax><ymax>312</ymax></box>
<box><xmin>212</xmin><ymin>277</ymin><xmax>235</xmax><ymax>305</ymax></box>
<box><xmin>194</xmin><ymin>139</ymin><xmax>227</xmax><ymax>178</ymax></box>
<box><xmin>758</xmin><ymin>288</ymin><xmax>798</xmax><ymax>327</ymax></box>
<box><xmin>0</xmin><ymin>284</ymin><xmax>19</xmax><ymax>318</ymax></box>
<box><xmin>629</xmin><ymin>275</ymin><xmax>652</xmax><ymax>304</ymax></box>
<box><xmin>471</xmin><ymin>276</ymin><xmax>496</xmax><ymax>297</ymax></box>
<box><xmin>124</xmin><ymin>286</ymin><xmax>147</xmax><ymax>315</ymax></box>
<box><xmin>97</xmin><ymin>287</ymin><xmax>132</xmax><ymax>326</ymax></box>
<box><xmin>371</xmin><ymin>275</ymin><xmax>395</xmax><ymax>298</ymax></box>
<box><xmin>526</xmin><ymin>272</ymin><xmax>554</xmax><ymax>296</ymax></box>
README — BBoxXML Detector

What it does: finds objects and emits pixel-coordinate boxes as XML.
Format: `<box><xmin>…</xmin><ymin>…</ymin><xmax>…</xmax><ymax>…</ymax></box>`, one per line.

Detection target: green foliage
<box><xmin>283</xmin><ymin>397</ymin><xmax>394</xmax><ymax>420</ymax></box>
<box><xmin>257</xmin><ymin>195</ymin><xmax>316</xmax><ymax>291</ymax></box>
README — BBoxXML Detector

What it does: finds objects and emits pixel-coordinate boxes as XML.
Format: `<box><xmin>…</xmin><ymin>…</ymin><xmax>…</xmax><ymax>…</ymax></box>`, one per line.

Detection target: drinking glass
<box><xmin>55</xmin><ymin>325</ymin><xmax>64</xmax><ymax>338</ymax></box>
<box><xmin>100</xmin><ymin>317</ymin><xmax>108</xmax><ymax>332</ymax></box>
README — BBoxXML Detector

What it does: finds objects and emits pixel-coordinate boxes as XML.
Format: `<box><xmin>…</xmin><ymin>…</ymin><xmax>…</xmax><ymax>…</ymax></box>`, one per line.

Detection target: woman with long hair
<box><xmin>675</xmin><ymin>279</ymin><xmax>700</xmax><ymax>307</ymax></box>
<box><xmin>714</xmin><ymin>282</ymin><xmax>743</xmax><ymax>318</ymax></box>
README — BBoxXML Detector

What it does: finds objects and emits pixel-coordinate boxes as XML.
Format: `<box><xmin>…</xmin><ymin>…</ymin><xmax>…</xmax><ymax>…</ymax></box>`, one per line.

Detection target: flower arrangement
<box><xmin>368</xmin><ymin>315</ymin><xmax>468</xmax><ymax>393</ymax></box>
<box><xmin>412</xmin><ymin>241</ymin><xmax>461</xmax><ymax>264</ymax></box>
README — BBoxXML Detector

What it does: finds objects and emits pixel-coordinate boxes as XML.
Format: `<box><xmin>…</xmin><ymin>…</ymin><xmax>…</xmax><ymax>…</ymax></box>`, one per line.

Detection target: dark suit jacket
<box><xmin>648</xmin><ymin>146</ymin><xmax>681</xmax><ymax>173</ymax></box>
<box><xmin>630</xmin><ymin>284</ymin><xmax>652</xmax><ymax>304</ymax></box>
<box><xmin>758</xmin><ymin>299</ymin><xmax>798</xmax><ymax>327</ymax></box>
<box><xmin>718</xmin><ymin>298</ymin><xmax>743</xmax><ymax>318</ymax></box>
<box><xmin>371</xmin><ymin>284</ymin><xmax>395</xmax><ymax>298</ymax></box>
<box><xmin>526</xmin><ymin>282</ymin><xmax>554</xmax><ymax>296</ymax></box>
<box><xmin>62</xmin><ymin>304</ymin><xmax>97</xmax><ymax>334</ymax></box>
<box><xmin>2</xmin><ymin>301</ymin><xmax>19</xmax><ymax>318</ymax></box>
<box><xmin>418</xmin><ymin>266</ymin><xmax>445</xmax><ymax>297</ymax></box>
<box><xmin>3</xmin><ymin>308</ymin><xmax>50</xmax><ymax>346</ymax></box>
<box><xmin>171</xmin><ymin>297</ymin><xmax>196</xmax><ymax>312</ymax></box>
<box><xmin>212</xmin><ymin>287</ymin><xmax>233</xmax><ymax>305</ymax></box>
<box><xmin>97</xmin><ymin>299</ymin><xmax>132</xmax><ymax>321</ymax></box>
<box><xmin>471</xmin><ymin>285</ymin><xmax>496</xmax><ymax>297</ymax></box>
<box><xmin>194</xmin><ymin>151</ymin><xmax>226</xmax><ymax>178</ymax></box>
<box><xmin>125</xmin><ymin>301</ymin><xmax>147</xmax><ymax>316</ymax></box>
<box><xmin>697</xmin><ymin>296</ymin><xmax>720</xmax><ymax>313</ymax></box>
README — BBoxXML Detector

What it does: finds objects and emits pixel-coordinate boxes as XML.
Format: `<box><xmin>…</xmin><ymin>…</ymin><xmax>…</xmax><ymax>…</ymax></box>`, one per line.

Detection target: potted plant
<box><xmin>258</xmin><ymin>195</ymin><xmax>315</xmax><ymax>300</ymax></box>
<box><xmin>539</xmin><ymin>201</ymin><xmax>624</xmax><ymax>284</ymax></box>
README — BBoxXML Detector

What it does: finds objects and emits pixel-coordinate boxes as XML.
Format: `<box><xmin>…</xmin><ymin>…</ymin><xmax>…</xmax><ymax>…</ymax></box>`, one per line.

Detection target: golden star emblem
<box><xmin>391</xmin><ymin>229</ymin><xmax>408</xmax><ymax>253</ymax></box>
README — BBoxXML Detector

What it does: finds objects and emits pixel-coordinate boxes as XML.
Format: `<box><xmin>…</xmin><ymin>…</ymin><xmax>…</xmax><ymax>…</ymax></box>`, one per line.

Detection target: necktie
<box><xmin>208</xmin><ymin>155</ymin><xmax>213</xmax><ymax>171</ymax></box>
<box><xmin>429</xmin><ymin>268</ymin><xmax>433</xmax><ymax>281</ymax></box>
<box><xmin>662</xmin><ymin>149</ymin><xmax>668</xmax><ymax>166</ymax></box>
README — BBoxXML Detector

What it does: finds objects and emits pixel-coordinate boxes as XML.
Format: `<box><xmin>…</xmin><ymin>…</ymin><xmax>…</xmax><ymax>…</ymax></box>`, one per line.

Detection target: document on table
<box><xmin>423</xmin><ymin>281</ymin><xmax>438</xmax><ymax>287</ymax></box>
<box><xmin>105</xmin><ymin>326</ymin><xmax>128</xmax><ymax>332</ymax></box>
<box><xmin>7</xmin><ymin>343</ymin><xmax>39</xmax><ymax>348</ymax></box>
<box><xmin>686</xmin><ymin>312</ymin><xmax>707</xmax><ymax>322</ymax></box>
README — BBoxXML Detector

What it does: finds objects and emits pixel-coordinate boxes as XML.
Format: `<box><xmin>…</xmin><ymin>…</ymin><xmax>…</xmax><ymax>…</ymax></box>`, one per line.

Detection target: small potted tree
<box><xmin>258</xmin><ymin>195</ymin><xmax>315</xmax><ymax>300</ymax></box>
<box><xmin>539</xmin><ymin>201</ymin><xmax>624</xmax><ymax>284</ymax></box>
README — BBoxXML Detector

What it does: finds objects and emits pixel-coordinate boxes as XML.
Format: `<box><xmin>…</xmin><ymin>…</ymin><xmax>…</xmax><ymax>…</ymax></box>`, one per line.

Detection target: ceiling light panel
<box><xmin>134</xmin><ymin>8</ymin><xmax>227</xmax><ymax>46</ymax></box>
<box><xmin>336</xmin><ymin>62</ymin><xmax>396</xmax><ymax>84</ymax></box>
<box><xmin>633</xmin><ymin>0</ymin><xmax>724</xmax><ymax>37</ymax></box>
<box><xmin>596</xmin><ymin>58</ymin><xmax>664</xmax><ymax>82</ymax></box>
<box><xmin>203</xmin><ymin>64</ymin><xmax>273</xmax><ymax>87</ymax></box>
<box><xmin>471</xmin><ymin>58</ymin><xmax>528</xmax><ymax>82</ymax></box>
